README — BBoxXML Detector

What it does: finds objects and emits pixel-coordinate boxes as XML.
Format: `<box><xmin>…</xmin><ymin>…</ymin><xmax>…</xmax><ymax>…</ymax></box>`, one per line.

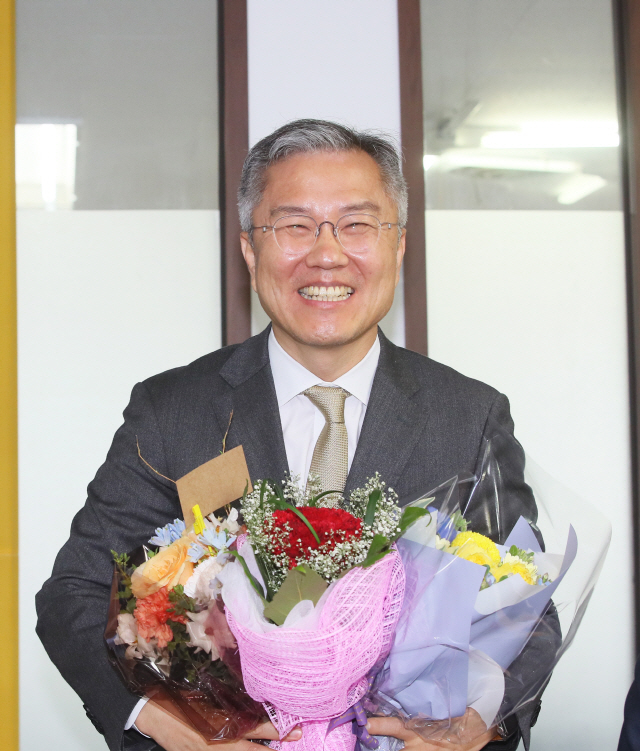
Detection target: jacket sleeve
<box><xmin>472</xmin><ymin>394</ymin><xmax>562</xmax><ymax>751</ymax></box>
<box><xmin>36</xmin><ymin>381</ymin><xmax>182</xmax><ymax>751</ymax></box>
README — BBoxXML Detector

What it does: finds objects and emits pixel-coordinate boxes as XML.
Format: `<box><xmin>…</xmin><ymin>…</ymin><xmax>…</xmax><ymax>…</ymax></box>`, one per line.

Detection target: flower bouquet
<box><xmin>105</xmin><ymin>509</ymin><xmax>268</xmax><ymax>742</ymax></box>
<box><xmin>106</xmin><ymin>425</ymin><xmax>610</xmax><ymax>750</ymax></box>
<box><xmin>363</xmin><ymin>426</ymin><xmax>610</xmax><ymax>748</ymax></box>
<box><xmin>105</xmin><ymin>476</ymin><xmax>424</xmax><ymax>749</ymax></box>
<box><xmin>218</xmin><ymin>476</ymin><xmax>416</xmax><ymax>751</ymax></box>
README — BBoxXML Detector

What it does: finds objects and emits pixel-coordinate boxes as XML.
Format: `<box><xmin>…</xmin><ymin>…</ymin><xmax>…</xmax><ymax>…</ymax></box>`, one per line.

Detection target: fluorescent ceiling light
<box><xmin>15</xmin><ymin>123</ymin><xmax>78</xmax><ymax>210</ymax></box>
<box><xmin>423</xmin><ymin>155</ymin><xmax>439</xmax><ymax>171</ymax></box>
<box><xmin>435</xmin><ymin>151</ymin><xmax>579</xmax><ymax>174</ymax></box>
<box><xmin>481</xmin><ymin>121</ymin><xmax>620</xmax><ymax>149</ymax></box>
<box><xmin>556</xmin><ymin>173</ymin><xmax>607</xmax><ymax>205</ymax></box>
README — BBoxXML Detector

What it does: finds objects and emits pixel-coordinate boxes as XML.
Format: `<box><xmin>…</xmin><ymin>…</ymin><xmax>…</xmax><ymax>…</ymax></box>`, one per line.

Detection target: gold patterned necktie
<box><xmin>304</xmin><ymin>385</ymin><xmax>350</xmax><ymax>496</ymax></box>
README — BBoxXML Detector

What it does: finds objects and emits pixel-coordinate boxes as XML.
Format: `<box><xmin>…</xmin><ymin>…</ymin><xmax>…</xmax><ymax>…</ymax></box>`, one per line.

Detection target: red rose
<box><xmin>271</xmin><ymin>507</ymin><xmax>362</xmax><ymax>567</ymax></box>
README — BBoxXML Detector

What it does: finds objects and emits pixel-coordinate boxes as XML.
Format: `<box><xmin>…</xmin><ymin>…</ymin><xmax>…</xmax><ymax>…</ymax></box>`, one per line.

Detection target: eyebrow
<box><xmin>269</xmin><ymin>205</ymin><xmax>309</xmax><ymax>218</ymax></box>
<box><xmin>269</xmin><ymin>201</ymin><xmax>383</xmax><ymax>219</ymax></box>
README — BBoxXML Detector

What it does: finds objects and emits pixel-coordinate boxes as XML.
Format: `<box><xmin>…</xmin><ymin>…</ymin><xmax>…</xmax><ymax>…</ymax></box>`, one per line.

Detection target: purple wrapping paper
<box><xmin>374</xmin><ymin>519</ymin><xmax>578</xmax><ymax>722</ymax></box>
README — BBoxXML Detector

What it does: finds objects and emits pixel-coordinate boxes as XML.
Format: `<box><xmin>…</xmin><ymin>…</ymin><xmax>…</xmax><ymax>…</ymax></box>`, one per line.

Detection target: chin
<box><xmin>289</xmin><ymin>321</ymin><xmax>367</xmax><ymax>348</ymax></box>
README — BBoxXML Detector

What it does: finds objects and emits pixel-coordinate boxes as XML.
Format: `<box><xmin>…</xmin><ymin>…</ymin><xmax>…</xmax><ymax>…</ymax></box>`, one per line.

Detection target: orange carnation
<box><xmin>134</xmin><ymin>587</ymin><xmax>188</xmax><ymax>649</ymax></box>
<box><xmin>131</xmin><ymin>536</ymin><xmax>194</xmax><ymax>599</ymax></box>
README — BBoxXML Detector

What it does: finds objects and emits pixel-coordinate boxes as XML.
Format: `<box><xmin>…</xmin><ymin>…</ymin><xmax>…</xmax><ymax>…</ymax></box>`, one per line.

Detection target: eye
<box><xmin>341</xmin><ymin>222</ymin><xmax>369</xmax><ymax>235</ymax></box>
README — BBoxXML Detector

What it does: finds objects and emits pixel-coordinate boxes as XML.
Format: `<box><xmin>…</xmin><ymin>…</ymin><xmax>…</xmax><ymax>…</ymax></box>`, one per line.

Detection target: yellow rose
<box><xmin>451</xmin><ymin>531</ymin><xmax>501</xmax><ymax>567</ymax></box>
<box><xmin>131</xmin><ymin>536</ymin><xmax>194</xmax><ymax>599</ymax></box>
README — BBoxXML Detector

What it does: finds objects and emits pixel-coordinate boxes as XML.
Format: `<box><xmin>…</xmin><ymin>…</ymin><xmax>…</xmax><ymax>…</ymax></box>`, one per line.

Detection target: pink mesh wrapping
<box><xmin>225</xmin><ymin>549</ymin><xmax>405</xmax><ymax>751</ymax></box>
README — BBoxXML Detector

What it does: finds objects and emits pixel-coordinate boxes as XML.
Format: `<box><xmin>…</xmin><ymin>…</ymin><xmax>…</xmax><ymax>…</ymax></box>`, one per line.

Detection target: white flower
<box><xmin>223</xmin><ymin>507</ymin><xmax>241</xmax><ymax>535</ymax></box>
<box><xmin>184</xmin><ymin>556</ymin><xmax>224</xmax><ymax>603</ymax></box>
<box><xmin>115</xmin><ymin>613</ymin><xmax>138</xmax><ymax>645</ymax></box>
<box><xmin>124</xmin><ymin>633</ymin><xmax>161</xmax><ymax>661</ymax></box>
<box><xmin>435</xmin><ymin>535</ymin><xmax>451</xmax><ymax>552</ymax></box>
<box><xmin>186</xmin><ymin>610</ymin><xmax>219</xmax><ymax>658</ymax></box>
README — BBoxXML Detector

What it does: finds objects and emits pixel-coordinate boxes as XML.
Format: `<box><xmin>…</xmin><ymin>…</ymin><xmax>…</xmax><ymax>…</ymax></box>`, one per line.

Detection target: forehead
<box><xmin>258</xmin><ymin>149</ymin><xmax>392</xmax><ymax>216</ymax></box>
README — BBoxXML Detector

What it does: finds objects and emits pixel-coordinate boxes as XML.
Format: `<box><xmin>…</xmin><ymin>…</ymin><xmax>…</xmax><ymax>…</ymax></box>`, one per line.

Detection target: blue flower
<box><xmin>198</xmin><ymin>528</ymin><xmax>236</xmax><ymax>551</ymax></box>
<box><xmin>148</xmin><ymin>518</ymin><xmax>186</xmax><ymax>547</ymax></box>
<box><xmin>188</xmin><ymin>542</ymin><xmax>207</xmax><ymax>563</ymax></box>
<box><xmin>427</xmin><ymin>507</ymin><xmax>458</xmax><ymax>542</ymax></box>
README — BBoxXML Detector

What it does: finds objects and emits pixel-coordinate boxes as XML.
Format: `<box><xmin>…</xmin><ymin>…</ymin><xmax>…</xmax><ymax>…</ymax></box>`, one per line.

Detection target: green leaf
<box><xmin>508</xmin><ymin>544</ymin><xmax>535</xmax><ymax>564</ymax></box>
<box><xmin>308</xmin><ymin>489</ymin><xmax>342</xmax><ymax>508</ymax></box>
<box><xmin>364</xmin><ymin>488</ymin><xmax>382</xmax><ymax>527</ymax></box>
<box><xmin>361</xmin><ymin>533</ymin><xmax>391</xmax><ymax>568</ymax></box>
<box><xmin>271</xmin><ymin>496</ymin><xmax>321</xmax><ymax>545</ymax></box>
<box><xmin>227</xmin><ymin>550</ymin><xmax>267</xmax><ymax>602</ymax></box>
<box><xmin>253</xmin><ymin>550</ymin><xmax>276</xmax><ymax>601</ymax></box>
<box><xmin>392</xmin><ymin>506</ymin><xmax>429</xmax><ymax>543</ymax></box>
<box><xmin>263</xmin><ymin>565</ymin><xmax>328</xmax><ymax>626</ymax></box>
<box><xmin>452</xmin><ymin>511</ymin><xmax>468</xmax><ymax>533</ymax></box>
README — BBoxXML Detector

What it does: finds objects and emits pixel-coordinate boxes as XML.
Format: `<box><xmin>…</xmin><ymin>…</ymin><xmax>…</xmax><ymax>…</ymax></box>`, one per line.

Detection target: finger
<box><xmin>366</xmin><ymin>716</ymin><xmax>411</xmax><ymax>741</ymax></box>
<box><xmin>245</xmin><ymin>721</ymin><xmax>302</xmax><ymax>742</ymax></box>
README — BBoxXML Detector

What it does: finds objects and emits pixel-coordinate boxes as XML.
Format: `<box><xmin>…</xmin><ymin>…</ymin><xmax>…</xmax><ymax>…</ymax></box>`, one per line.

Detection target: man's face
<box><xmin>240</xmin><ymin>149</ymin><xmax>405</xmax><ymax>350</ymax></box>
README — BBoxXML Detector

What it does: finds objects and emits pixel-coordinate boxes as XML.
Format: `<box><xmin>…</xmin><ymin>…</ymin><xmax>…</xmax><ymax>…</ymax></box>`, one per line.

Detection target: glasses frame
<box><xmin>249</xmin><ymin>212</ymin><xmax>402</xmax><ymax>253</ymax></box>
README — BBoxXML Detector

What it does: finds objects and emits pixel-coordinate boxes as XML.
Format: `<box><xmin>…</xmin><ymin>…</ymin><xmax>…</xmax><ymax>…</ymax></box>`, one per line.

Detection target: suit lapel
<box><xmin>345</xmin><ymin>332</ymin><xmax>428</xmax><ymax>493</ymax></box>
<box><xmin>216</xmin><ymin>329</ymin><xmax>289</xmax><ymax>485</ymax></box>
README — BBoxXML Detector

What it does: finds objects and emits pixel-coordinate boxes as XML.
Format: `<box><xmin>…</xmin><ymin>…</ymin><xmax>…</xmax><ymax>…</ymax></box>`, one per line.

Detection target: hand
<box><xmin>135</xmin><ymin>701</ymin><xmax>302</xmax><ymax>751</ymax></box>
<box><xmin>366</xmin><ymin>709</ymin><xmax>496</xmax><ymax>751</ymax></box>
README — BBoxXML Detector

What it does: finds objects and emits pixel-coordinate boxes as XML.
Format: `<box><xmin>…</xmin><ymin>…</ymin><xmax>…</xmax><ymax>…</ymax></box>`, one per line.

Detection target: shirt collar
<box><xmin>268</xmin><ymin>330</ymin><xmax>380</xmax><ymax>408</ymax></box>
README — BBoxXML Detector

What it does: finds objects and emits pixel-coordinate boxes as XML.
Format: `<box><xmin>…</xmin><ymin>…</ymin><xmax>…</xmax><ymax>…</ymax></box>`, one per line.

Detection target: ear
<box><xmin>394</xmin><ymin>229</ymin><xmax>406</xmax><ymax>286</ymax></box>
<box><xmin>240</xmin><ymin>233</ymin><xmax>258</xmax><ymax>292</ymax></box>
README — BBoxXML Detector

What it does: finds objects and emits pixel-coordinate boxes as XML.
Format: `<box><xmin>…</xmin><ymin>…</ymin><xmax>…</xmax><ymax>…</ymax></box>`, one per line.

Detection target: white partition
<box><xmin>18</xmin><ymin>210</ymin><xmax>221</xmax><ymax>751</ymax></box>
<box><xmin>246</xmin><ymin>0</ymin><xmax>405</xmax><ymax>345</ymax></box>
<box><xmin>427</xmin><ymin>209</ymin><xmax>632</xmax><ymax>749</ymax></box>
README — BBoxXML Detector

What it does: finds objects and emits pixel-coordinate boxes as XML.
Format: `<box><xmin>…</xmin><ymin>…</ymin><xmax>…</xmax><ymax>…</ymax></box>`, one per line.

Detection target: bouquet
<box><xmin>218</xmin><ymin>475</ymin><xmax>415</xmax><ymax>750</ymax></box>
<box><xmin>105</xmin><ymin>508</ymin><xmax>269</xmax><ymax>741</ymax></box>
<box><xmin>106</xmin><ymin>427</ymin><xmax>610</xmax><ymax>749</ymax></box>
<box><xmin>106</xmin><ymin>476</ymin><xmax>424</xmax><ymax>749</ymax></box>
<box><xmin>369</xmin><ymin>496</ymin><xmax>576</xmax><ymax>743</ymax></box>
<box><xmin>363</xmin><ymin>425</ymin><xmax>610</xmax><ymax>748</ymax></box>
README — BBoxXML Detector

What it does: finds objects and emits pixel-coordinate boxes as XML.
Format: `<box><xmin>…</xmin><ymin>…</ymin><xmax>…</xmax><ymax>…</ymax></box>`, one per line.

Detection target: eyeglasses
<box><xmin>250</xmin><ymin>213</ymin><xmax>401</xmax><ymax>255</ymax></box>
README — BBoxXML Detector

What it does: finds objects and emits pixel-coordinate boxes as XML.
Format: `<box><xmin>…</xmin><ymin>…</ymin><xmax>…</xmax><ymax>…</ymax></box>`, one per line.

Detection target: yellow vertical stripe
<box><xmin>0</xmin><ymin>0</ymin><xmax>17</xmax><ymax>748</ymax></box>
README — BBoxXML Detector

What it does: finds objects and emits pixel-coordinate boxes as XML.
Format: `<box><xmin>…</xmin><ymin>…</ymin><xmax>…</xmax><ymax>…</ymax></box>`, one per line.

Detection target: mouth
<box><xmin>298</xmin><ymin>285</ymin><xmax>354</xmax><ymax>302</ymax></box>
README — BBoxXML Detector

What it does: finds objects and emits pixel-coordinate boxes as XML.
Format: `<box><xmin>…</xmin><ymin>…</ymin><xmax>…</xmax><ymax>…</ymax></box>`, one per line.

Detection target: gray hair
<box><xmin>237</xmin><ymin>119</ymin><xmax>408</xmax><ymax>234</ymax></box>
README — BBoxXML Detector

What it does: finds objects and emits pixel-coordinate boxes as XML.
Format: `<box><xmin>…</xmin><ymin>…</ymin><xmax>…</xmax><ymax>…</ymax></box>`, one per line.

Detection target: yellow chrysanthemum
<box><xmin>490</xmin><ymin>561</ymin><xmax>536</xmax><ymax>585</ymax></box>
<box><xmin>451</xmin><ymin>531</ymin><xmax>500</xmax><ymax>567</ymax></box>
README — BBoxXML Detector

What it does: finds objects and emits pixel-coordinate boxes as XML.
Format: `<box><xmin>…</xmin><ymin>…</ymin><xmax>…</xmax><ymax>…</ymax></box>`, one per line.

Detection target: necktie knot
<box><xmin>303</xmin><ymin>385</ymin><xmax>350</xmax><ymax>424</ymax></box>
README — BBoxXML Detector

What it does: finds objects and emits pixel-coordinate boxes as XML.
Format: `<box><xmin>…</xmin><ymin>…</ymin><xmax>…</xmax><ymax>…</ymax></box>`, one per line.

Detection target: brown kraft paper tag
<box><xmin>176</xmin><ymin>445</ymin><xmax>252</xmax><ymax>526</ymax></box>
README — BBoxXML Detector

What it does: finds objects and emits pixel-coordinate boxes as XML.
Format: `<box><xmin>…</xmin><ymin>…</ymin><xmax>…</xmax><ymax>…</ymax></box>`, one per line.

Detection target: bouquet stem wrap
<box><xmin>224</xmin><ymin>548</ymin><xmax>406</xmax><ymax>751</ymax></box>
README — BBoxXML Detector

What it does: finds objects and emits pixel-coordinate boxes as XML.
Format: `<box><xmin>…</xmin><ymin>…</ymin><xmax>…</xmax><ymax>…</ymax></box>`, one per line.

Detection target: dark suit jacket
<box><xmin>619</xmin><ymin>657</ymin><xmax>640</xmax><ymax>751</ymax></box>
<box><xmin>36</xmin><ymin>328</ymin><xmax>551</xmax><ymax>751</ymax></box>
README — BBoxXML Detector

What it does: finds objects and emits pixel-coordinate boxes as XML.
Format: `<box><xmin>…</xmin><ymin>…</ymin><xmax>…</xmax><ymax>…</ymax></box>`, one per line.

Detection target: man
<box><xmin>37</xmin><ymin>119</ymin><xmax>547</xmax><ymax>751</ymax></box>
<box><xmin>619</xmin><ymin>658</ymin><xmax>640</xmax><ymax>750</ymax></box>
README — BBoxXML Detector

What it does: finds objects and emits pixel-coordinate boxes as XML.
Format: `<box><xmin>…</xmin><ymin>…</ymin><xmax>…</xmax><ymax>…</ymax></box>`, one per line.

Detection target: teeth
<box><xmin>299</xmin><ymin>286</ymin><xmax>354</xmax><ymax>301</ymax></box>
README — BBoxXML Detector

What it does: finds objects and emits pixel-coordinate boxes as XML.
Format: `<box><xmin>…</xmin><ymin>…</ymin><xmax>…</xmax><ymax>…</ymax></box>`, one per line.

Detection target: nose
<box><xmin>305</xmin><ymin>222</ymin><xmax>349</xmax><ymax>269</ymax></box>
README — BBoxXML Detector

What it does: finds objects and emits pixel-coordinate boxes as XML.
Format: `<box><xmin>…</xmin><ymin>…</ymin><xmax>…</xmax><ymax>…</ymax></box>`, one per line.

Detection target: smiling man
<box><xmin>37</xmin><ymin>120</ymin><xmax>547</xmax><ymax>751</ymax></box>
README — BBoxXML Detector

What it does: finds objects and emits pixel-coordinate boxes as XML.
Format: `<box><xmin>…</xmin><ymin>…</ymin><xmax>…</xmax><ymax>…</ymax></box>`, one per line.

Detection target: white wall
<box><xmin>18</xmin><ymin>210</ymin><xmax>221</xmax><ymax>751</ymax></box>
<box><xmin>246</xmin><ymin>0</ymin><xmax>405</xmax><ymax>345</ymax></box>
<box><xmin>427</xmin><ymin>210</ymin><xmax>632</xmax><ymax>749</ymax></box>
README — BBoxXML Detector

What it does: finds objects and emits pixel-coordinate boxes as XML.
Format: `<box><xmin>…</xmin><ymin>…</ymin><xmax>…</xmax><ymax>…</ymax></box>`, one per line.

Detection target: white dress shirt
<box><xmin>268</xmin><ymin>330</ymin><xmax>380</xmax><ymax>487</ymax></box>
<box><xmin>127</xmin><ymin>331</ymin><xmax>381</xmax><ymax>733</ymax></box>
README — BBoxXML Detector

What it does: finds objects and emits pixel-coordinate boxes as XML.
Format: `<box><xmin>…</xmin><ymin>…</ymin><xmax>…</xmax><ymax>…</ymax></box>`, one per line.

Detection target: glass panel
<box><xmin>16</xmin><ymin>0</ymin><xmax>218</xmax><ymax>209</ymax></box>
<box><xmin>420</xmin><ymin>3</ymin><xmax>631</xmax><ymax>748</ymax></box>
<box><xmin>420</xmin><ymin>0</ymin><xmax>621</xmax><ymax>209</ymax></box>
<box><xmin>17</xmin><ymin>4</ymin><xmax>222</xmax><ymax>750</ymax></box>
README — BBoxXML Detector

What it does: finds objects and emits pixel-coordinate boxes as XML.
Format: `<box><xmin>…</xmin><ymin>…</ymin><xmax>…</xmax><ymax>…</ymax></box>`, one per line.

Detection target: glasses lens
<box><xmin>272</xmin><ymin>215</ymin><xmax>317</xmax><ymax>252</ymax></box>
<box><xmin>336</xmin><ymin>214</ymin><xmax>380</xmax><ymax>252</ymax></box>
